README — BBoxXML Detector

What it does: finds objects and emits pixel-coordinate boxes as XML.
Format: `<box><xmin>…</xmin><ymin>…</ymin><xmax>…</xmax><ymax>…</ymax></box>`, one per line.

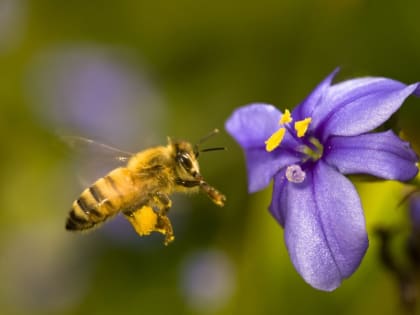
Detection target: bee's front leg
<box><xmin>175</xmin><ymin>178</ymin><xmax>225</xmax><ymax>206</ymax></box>
<box><xmin>175</xmin><ymin>178</ymin><xmax>201</xmax><ymax>188</ymax></box>
<box><xmin>199</xmin><ymin>181</ymin><xmax>226</xmax><ymax>207</ymax></box>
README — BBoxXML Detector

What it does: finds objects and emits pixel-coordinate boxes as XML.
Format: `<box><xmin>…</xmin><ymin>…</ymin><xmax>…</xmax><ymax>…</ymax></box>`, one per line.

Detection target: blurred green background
<box><xmin>1</xmin><ymin>0</ymin><xmax>420</xmax><ymax>314</ymax></box>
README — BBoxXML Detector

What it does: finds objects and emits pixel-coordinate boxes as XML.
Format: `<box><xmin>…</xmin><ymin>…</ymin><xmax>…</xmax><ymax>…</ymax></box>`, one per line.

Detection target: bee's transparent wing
<box><xmin>63</xmin><ymin>136</ymin><xmax>134</xmax><ymax>163</ymax></box>
<box><xmin>62</xmin><ymin>136</ymin><xmax>135</xmax><ymax>187</ymax></box>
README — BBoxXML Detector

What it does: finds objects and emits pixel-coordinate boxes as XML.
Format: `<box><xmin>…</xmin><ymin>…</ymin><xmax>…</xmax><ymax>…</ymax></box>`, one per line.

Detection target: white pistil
<box><xmin>286</xmin><ymin>164</ymin><xmax>306</xmax><ymax>183</ymax></box>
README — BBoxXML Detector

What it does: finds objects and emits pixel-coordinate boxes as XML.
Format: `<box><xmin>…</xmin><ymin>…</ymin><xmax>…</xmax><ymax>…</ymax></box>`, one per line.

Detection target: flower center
<box><xmin>264</xmin><ymin>109</ymin><xmax>324</xmax><ymax>184</ymax></box>
<box><xmin>264</xmin><ymin>109</ymin><xmax>312</xmax><ymax>152</ymax></box>
<box><xmin>300</xmin><ymin>137</ymin><xmax>324</xmax><ymax>162</ymax></box>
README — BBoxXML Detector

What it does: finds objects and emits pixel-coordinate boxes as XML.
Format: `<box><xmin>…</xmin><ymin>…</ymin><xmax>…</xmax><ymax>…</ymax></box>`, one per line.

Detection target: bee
<box><xmin>65</xmin><ymin>130</ymin><xmax>226</xmax><ymax>245</ymax></box>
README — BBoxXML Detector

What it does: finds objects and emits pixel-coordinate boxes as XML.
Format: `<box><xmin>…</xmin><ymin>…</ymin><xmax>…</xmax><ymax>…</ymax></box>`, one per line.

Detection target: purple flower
<box><xmin>410</xmin><ymin>194</ymin><xmax>420</xmax><ymax>232</ymax></box>
<box><xmin>225</xmin><ymin>69</ymin><xmax>420</xmax><ymax>291</ymax></box>
<box><xmin>408</xmin><ymin>193</ymin><xmax>420</xmax><ymax>256</ymax></box>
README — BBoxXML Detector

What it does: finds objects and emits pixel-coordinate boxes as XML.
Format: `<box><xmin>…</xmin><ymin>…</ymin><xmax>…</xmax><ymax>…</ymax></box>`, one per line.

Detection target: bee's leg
<box><xmin>199</xmin><ymin>181</ymin><xmax>226</xmax><ymax>207</ymax></box>
<box><xmin>175</xmin><ymin>178</ymin><xmax>201</xmax><ymax>187</ymax></box>
<box><xmin>124</xmin><ymin>205</ymin><xmax>158</xmax><ymax>236</ymax></box>
<box><xmin>152</xmin><ymin>192</ymin><xmax>175</xmax><ymax>245</ymax></box>
<box><xmin>153</xmin><ymin>192</ymin><xmax>172</xmax><ymax>215</ymax></box>
<box><xmin>124</xmin><ymin>194</ymin><xmax>175</xmax><ymax>245</ymax></box>
<box><xmin>176</xmin><ymin>178</ymin><xmax>226</xmax><ymax>207</ymax></box>
<box><xmin>155</xmin><ymin>215</ymin><xmax>174</xmax><ymax>246</ymax></box>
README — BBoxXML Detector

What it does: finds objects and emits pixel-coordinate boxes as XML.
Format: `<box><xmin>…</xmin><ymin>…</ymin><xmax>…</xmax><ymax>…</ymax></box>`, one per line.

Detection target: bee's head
<box><xmin>168</xmin><ymin>129</ymin><xmax>225</xmax><ymax>182</ymax></box>
<box><xmin>169</xmin><ymin>139</ymin><xmax>201</xmax><ymax>181</ymax></box>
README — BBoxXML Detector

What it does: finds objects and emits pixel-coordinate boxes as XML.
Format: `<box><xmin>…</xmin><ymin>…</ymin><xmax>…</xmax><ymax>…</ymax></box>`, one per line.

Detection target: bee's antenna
<box><xmin>194</xmin><ymin>128</ymin><xmax>221</xmax><ymax>157</ymax></box>
<box><xmin>200</xmin><ymin>147</ymin><xmax>226</xmax><ymax>153</ymax></box>
<box><xmin>197</xmin><ymin>128</ymin><xmax>220</xmax><ymax>145</ymax></box>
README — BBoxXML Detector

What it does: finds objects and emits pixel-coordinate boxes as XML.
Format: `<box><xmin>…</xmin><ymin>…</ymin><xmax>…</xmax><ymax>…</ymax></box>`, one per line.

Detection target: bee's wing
<box><xmin>62</xmin><ymin>136</ymin><xmax>135</xmax><ymax>187</ymax></box>
<box><xmin>63</xmin><ymin>136</ymin><xmax>134</xmax><ymax>162</ymax></box>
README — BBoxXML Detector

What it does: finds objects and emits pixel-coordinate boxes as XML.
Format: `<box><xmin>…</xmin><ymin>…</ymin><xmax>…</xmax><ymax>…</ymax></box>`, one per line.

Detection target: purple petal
<box><xmin>311</xmin><ymin>77</ymin><xmax>406</xmax><ymax>130</ymax></box>
<box><xmin>245</xmin><ymin>147</ymin><xmax>300</xmax><ymax>193</ymax></box>
<box><xmin>316</xmin><ymin>78</ymin><xmax>419</xmax><ymax>138</ymax></box>
<box><xmin>225</xmin><ymin>104</ymin><xmax>282</xmax><ymax>148</ymax></box>
<box><xmin>225</xmin><ymin>103</ymin><xmax>302</xmax><ymax>192</ymax></box>
<box><xmin>415</xmin><ymin>84</ymin><xmax>420</xmax><ymax>97</ymax></box>
<box><xmin>293</xmin><ymin>68</ymin><xmax>339</xmax><ymax>121</ymax></box>
<box><xmin>325</xmin><ymin>131</ymin><xmax>418</xmax><ymax>181</ymax></box>
<box><xmin>269</xmin><ymin>169</ymin><xmax>288</xmax><ymax>226</ymax></box>
<box><xmin>410</xmin><ymin>195</ymin><xmax>420</xmax><ymax>231</ymax></box>
<box><xmin>282</xmin><ymin>161</ymin><xmax>368</xmax><ymax>291</ymax></box>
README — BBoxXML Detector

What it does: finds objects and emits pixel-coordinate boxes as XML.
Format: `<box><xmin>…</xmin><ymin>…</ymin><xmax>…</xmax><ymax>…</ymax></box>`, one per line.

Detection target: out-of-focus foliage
<box><xmin>1</xmin><ymin>0</ymin><xmax>420</xmax><ymax>314</ymax></box>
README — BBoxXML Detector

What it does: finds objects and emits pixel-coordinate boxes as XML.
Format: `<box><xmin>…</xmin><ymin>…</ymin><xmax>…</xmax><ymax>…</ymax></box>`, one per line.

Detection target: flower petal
<box><xmin>282</xmin><ymin>161</ymin><xmax>368</xmax><ymax>291</ymax></box>
<box><xmin>225</xmin><ymin>104</ymin><xmax>282</xmax><ymax>148</ymax></box>
<box><xmin>245</xmin><ymin>147</ymin><xmax>300</xmax><ymax>193</ymax></box>
<box><xmin>226</xmin><ymin>103</ymin><xmax>302</xmax><ymax>192</ymax></box>
<box><xmin>312</xmin><ymin>77</ymin><xmax>406</xmax><ymax>131</ymax></box>
<box><xmin>416</xmin><ymin>84</ymin><xmax>420</xmax><ymax>97</ymax></box>
<box><xmin>325</xmin><ymin>131</ymin><xmax>418</xmax><ymax>181</ymax></box>
<box><xmin>269</xmin><ymin>169</ymin><xmax>288</xmax><ymax>226</ymax></box>
<box><xmin>316</xmin><ymin>78</ymin><xmax>419</xmax><ymax>138</ymax></box>
<box><xmin>410</xmin><ymin>195</ymin><xmax>420</xmax><ymax>230</ymax></box>
<box><xmin>292</xmin><ymin>68</ymin><xmax>339</xmax><ymax>121</ymax></box>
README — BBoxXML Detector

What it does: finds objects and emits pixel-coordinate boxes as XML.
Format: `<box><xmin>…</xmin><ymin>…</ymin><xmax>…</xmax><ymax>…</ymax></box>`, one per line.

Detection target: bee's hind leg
<box><xmin>155</xmin><ymin>214</ymin><xmax>174</xmax><ymax>246</ymax></box>
<box><xmin>124</xmin><ymin>193</ymin><xmax>175</xmax><ymax>245</ymax></box>
<box><xmin>124</xmin><ymin>205</ymin><xmax>175</xmax><ymax>246</ymax></box>
<box><xmin>152</xmin><ymin>192</ymin><xmax>175</xmax><ymax>245</ymax></box>
<box><xmin>124</xmin><ymin>206</ymin><xmax>158</xmax><ymax>237</ymax></box>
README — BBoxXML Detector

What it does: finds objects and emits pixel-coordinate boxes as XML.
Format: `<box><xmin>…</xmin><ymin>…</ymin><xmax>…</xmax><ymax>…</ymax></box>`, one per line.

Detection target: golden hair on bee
<box><xmin>65</xmin><ymin>130</ymin><xmax>226</xmax><ymax>245</ymax></box>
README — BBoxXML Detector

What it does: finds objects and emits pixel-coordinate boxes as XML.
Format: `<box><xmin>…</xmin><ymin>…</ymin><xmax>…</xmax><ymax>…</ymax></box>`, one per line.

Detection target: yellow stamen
<box><xmin>294</xmin><ymin>118</ymin><xmax>312</xmax><ymax>138</ymax></box>
<box><xmin>280</xmin><ymin>109</ymin><xmax>292</xmax><ymax>124</ymax></box>
<box><xmin>265</xmin><ymin>127</ymin><xmax>286</xmax><ymax>152</ymax></box>
<box><xmin>129</xmin><ymin>206</ymin><xmax>158</xmax><ymax>236</ymax></box>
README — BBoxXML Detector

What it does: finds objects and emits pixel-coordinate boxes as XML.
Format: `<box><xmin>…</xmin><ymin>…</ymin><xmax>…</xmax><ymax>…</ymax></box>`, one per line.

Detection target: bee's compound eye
<box><xmin>178</xmin><ymin>153</ymin><xmax>193</xmax><ymax>170</ymax></box>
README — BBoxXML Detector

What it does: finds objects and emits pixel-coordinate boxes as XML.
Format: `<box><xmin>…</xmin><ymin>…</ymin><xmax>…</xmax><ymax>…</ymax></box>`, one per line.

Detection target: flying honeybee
<box><xmin>65</xmin><ymin>130</ymin><xmax>226</xmax><ymax>245</ymax></box>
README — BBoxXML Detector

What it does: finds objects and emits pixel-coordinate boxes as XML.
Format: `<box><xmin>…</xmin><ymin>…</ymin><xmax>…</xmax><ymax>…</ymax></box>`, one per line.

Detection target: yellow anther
<box><xmin>294</xmin><ymin>118</ymin><xmax>312</xmax><ymax>138</ymax></box>
<box><xmin>129</xmin><ymin>206</ymin><xmax>158</xmax><ymax>236</ymax></box>
<box><xmin>280</xmin><ymin>109</ymin><xmax>292</xmax><ymax>124</ymax></box>
<box><xmin>265</xmin><ymin>127</ymin><xmax>286</xmax><ymax>152</ymax></box>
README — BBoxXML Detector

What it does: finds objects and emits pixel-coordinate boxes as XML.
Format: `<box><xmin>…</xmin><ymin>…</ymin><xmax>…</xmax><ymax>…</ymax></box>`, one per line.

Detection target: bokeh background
<box><xmin>1</xmin><ymin>0</ymin><xmax>420</xmax><ymax>314</ymax></box>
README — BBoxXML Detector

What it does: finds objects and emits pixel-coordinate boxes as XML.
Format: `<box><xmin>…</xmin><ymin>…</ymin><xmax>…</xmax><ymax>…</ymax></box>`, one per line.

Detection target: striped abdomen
<box><xmin>66</xmin><ymin>167</ymin><xmax>138</xmax><ymax>231</ymax></box>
